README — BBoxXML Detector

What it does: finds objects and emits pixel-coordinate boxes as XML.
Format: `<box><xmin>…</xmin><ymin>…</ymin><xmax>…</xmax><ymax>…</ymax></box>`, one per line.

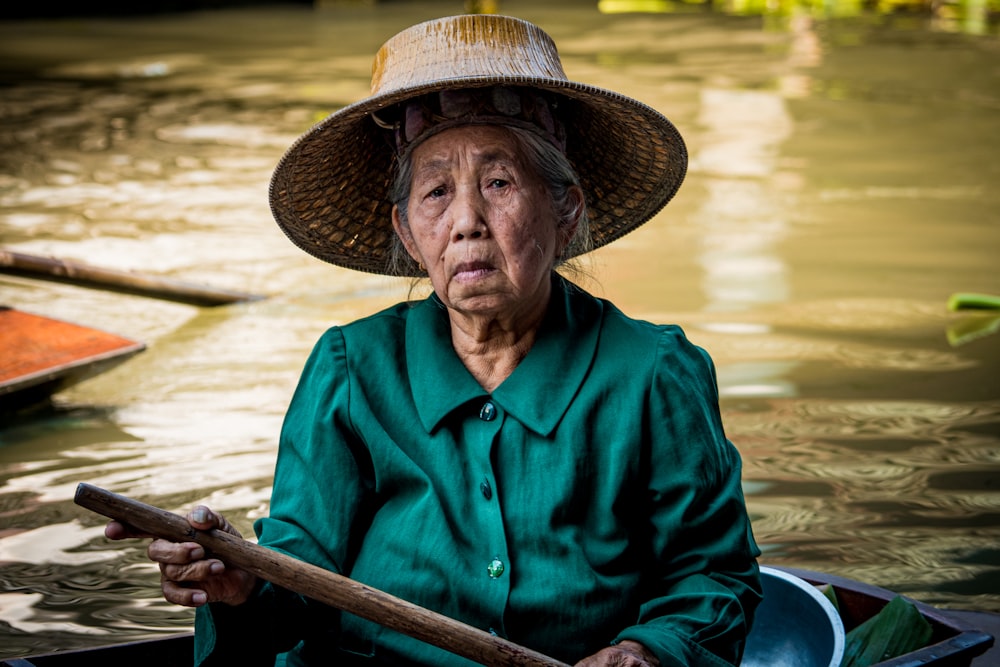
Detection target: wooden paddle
<box><xmin>0</xmin><ymin>249</ymin><xmax>264</xmax><ymax>307</ymax></box>
<box><xmin>74</xmin><ymin>483</ymin><xmax>570</xmax><ymax>667</ymax></box>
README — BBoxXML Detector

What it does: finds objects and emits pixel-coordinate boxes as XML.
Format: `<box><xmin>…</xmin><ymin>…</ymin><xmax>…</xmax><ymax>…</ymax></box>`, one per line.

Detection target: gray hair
<box><xmin>386</xmin><ymin>125</ymin><xmax>592</xmax><ymax>277</ymax></box>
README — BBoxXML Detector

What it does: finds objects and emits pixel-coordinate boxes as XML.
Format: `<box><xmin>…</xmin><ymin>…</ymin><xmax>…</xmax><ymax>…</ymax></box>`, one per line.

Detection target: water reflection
<box><xmin>690</xmin><ymin>84</ymin><xmax>794</xmax><ymax>355</ymax></box>
<box><xmin>0</xmin><ymin>1</ymin><xmax>998</xmax><ymax>658</ymax></box>
<box><xmin>735</xmin><ymin>395</ymin><xmax>1000</xmax><ymax>608</ymax></box>
<box><xmin>598</xmin><ymin>0</ymin><xmax>998</xmax><ymax>36</ymax></box>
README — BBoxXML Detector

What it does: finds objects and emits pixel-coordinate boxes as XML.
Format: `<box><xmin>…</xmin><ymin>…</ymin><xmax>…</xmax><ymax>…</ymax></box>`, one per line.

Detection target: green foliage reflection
<box><xmin>597</xmin><ymin>0</ymin><xmax>999</xmax><ymax>35</ymax></box>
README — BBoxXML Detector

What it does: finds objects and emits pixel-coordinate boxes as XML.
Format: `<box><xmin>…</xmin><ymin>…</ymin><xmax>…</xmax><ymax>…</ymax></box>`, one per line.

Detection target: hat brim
<box><xmin>269</xmin><ymin>75</ymin><xmax>687</xmax><ymax>276</ymax></box>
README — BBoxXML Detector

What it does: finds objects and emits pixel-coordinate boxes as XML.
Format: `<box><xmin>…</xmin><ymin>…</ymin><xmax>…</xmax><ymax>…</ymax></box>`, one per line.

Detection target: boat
<box><xmin>1</xmin><ymin>567</ymin><xmax>993</xmax><ymax>667</ymax></box>
<box><xmin>780</xmin><ymin>566</ymin><xmax>996</xmax><ymax>667</ymax></box>
<box><xmin>0</xmin><ymin>634</ymin><xmax>193</xmax><ymax>667</ymax></box>
<box><xmin>0</xmin><ymin>306</ymin><xmax>145</xmax><ymax>414</ymax></box>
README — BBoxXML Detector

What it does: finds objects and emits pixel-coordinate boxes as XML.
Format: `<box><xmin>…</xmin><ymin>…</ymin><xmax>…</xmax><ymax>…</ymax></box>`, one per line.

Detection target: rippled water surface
<box><xmin>1</xmin><ymin>0</ymin><xmax>998</xmax><ymax>658</ymax></box>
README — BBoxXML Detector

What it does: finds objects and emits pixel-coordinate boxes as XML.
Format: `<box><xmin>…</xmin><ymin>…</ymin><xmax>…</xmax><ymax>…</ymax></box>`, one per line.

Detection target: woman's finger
<box><xmin>573</xmin><ymin>643</ymin><xmax>658</xmax><ymax>667</ymax></box>
<box><xmin>104</xmin><ymin>520</ymin><xmax>152</xmax><ymax>541</ymax></box>
<box><xmin>161</xmin><ymin>579</ymin><xmax>209</xmax><ymax>607</ymax></box>
<box><xmin>147</xmin><ymin>539</ymin><xmax>204</xmax><ymax>565</ymax></box>
<box><xmin>160</xmin><ymin>558</ymin><xmax>225</xmax><ymax>583</ymax></box>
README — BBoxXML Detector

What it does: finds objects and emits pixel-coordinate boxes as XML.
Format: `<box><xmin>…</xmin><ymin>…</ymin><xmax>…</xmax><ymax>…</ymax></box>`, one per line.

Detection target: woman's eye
<box><xmin>427</xmin><ymin>186</ymin><xmax>446</xmax><ymax>199</ymax></box>
<box><xmin>487</xmin><ymin>178</ymin><xmax>508</xmax><ymax>189</ymax></box>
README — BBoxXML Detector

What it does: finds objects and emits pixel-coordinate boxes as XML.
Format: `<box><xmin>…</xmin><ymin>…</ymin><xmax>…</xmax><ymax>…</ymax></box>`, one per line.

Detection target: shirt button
<box><xmin>479</xmin><ymin>401</ymin><xmax>496</xmax><ymax>421</ymax></box>
<box><xmin>480</xmin><ymin>479</ymin><xmax>492</xmax><ymax>500</ymax></box>
<box><xmin>479</xmin><ymin>401</ymin><xmax>497</xmax><ymax>422</ymax></box>
<box><xmin>487</xmin><ymin>558</ymin><xmax>505</xmax><ymax>579</ymax></box>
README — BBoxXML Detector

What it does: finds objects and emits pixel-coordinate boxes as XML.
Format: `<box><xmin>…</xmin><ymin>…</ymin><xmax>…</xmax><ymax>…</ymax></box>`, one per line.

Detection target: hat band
<box><xmin>372</xmin><ymin>86</ymin><xmax>567</xmax><ymax>156</ymax></box>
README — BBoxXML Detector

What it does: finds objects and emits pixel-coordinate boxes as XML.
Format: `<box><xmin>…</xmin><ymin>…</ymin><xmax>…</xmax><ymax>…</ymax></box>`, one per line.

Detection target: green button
<box><xmin>487</xmin><ymin>558</ymin><xmax>505</xmax><ymax>578</ymax></box>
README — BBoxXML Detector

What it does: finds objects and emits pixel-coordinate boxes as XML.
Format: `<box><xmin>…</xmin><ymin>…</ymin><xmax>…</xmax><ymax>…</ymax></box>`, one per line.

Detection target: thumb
<box><xmin>187</xmin><ymin>505</ymin><xmax>220</xmax><ymax>530</ymax></box>
<box><xmin>187</xmin><ymin>505</ymin><xmax>242</xmax><ymax>537</ymax></box>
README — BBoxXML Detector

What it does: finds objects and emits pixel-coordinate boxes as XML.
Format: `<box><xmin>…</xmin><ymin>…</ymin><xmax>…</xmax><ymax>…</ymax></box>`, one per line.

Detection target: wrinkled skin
<box><xmin>393</xmin><ymin>124</ymin><xmax>577</xmax><ymax>331</ymax></box>
<box><xmin>575</xmin><ymin>641</ymin><xmax>660</xmax><ymax>667</ymax></box>
<box><xmin>105</xmin><ymin>506</ymin><xmax>256</xmax><ymax>607</ymax></box>
<box><xmin>392</xmin><ymin>124</ymin><xmax>583</xmax><ymax>392</ymax></box>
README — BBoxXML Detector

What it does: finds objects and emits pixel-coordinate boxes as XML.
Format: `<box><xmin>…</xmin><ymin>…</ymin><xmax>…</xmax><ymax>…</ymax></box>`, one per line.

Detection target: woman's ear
<box><xmin>557</xmin><ymin>185</ymin><xmax>584</xmax><ymax>251</ymax></box>
<box><xmin>392</xmin><ymin>205</ymin><xmax>421</xmax><ymax>263</ymax></box>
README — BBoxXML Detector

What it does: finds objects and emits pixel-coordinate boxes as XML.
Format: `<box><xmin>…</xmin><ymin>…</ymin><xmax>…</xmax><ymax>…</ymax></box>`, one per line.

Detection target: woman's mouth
<box><xmin>452</xmin><ymin>261</ymin><xmax>496</xmax><ymax>281</ymax></box>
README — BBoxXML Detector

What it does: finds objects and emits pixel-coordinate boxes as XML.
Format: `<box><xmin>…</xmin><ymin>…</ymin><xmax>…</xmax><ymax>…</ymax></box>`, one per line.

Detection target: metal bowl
<box><xmin>741</xmin><ymin>566</ymin><xmax>846</xmax><ymax>667</ymax></box>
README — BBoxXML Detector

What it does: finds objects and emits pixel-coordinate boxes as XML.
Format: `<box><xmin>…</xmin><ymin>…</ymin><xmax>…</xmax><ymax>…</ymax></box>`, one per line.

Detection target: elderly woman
<box><xmin>108</xmin><ymin>14</ymin><xmax>761</xmax><ymax>667</ymax></box>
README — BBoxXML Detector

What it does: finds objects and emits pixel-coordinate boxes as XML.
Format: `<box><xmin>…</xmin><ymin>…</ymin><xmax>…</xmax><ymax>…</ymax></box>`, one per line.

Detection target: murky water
<box><xmin>0</xmin><ymin>0</ymin><xmax>998</xmax><ymax>658</ymax></box>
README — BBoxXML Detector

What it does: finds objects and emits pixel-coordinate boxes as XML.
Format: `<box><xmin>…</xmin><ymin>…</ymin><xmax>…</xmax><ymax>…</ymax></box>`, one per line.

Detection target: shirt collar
<box><xmin>406</xmin><ymin>275</ymin><xmax>603</xmax><ymax>436</ymax></box>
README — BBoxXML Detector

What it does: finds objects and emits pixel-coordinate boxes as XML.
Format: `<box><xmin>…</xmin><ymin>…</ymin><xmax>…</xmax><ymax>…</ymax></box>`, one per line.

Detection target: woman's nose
<box><xmin>450</xmin><ymin>188</ymin><xmax>488</xmax><ymax>242</ymax></box>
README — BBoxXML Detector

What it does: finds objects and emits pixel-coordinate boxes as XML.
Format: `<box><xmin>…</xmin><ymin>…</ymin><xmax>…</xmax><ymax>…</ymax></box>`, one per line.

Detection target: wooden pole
<box><xmin>74</xmin><ymin>483</ymin><xmax>570</xmax><ymax>667</ymax></box>
<box><xmin>0</xmin><ymin>249</ymin><xmax>264</xmax><ymax>307</ymax></box>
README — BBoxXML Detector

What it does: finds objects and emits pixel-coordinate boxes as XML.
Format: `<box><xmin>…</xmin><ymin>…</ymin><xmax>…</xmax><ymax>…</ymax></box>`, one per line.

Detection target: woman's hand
<box><xmin>574</xmin><ymin>640</ymin><xmax>660</xmax><ymax>667</ymax></box>
<box><xmin>105</xmin><ymin>505</ymin><xmax>258</xmax><ymax>607</ymax></box>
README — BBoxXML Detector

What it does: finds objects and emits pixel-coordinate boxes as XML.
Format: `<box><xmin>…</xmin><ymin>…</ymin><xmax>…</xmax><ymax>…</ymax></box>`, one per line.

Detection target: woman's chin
<box><xmin>444</xmin><ymin>283</ymin><xmax>516</xmax><ymax>317</ymax></box>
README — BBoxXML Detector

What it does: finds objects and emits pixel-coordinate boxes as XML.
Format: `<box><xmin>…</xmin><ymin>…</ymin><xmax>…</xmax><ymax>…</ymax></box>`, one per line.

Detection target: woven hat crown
<box><xmin>370</xmin><ymin>15</ymin><xmax>568</xmax><ymax>97</ymax></box>
<box><xmin>269</xmin><ymin>14</ymin><xmax>688</xmax><ymax>276</ymax></box>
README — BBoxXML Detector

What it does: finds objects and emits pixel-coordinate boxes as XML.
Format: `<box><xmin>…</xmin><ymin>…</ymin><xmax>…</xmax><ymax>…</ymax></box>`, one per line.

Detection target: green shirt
<box><xmin>195</xmin><ymin>275</ymin><xmax>761</xmax><ymax>667</ymax></box>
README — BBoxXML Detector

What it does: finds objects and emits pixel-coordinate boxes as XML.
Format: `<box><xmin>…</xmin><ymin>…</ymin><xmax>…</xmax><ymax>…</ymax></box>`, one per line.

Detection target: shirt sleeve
<box><xmin>193</xmin><ymin>327</ymin><xmax>369</xmax><ymax>665</ymax></box>
<box><xmin>614</xmin><ymin>327</ymin><xmax>762</xmax><ymax>667</ymax></box>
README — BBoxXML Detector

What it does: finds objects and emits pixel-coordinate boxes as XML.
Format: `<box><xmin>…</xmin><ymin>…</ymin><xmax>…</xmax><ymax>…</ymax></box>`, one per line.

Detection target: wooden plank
<box><xmin>0</xmin><ymin>249</ymin><xmax>264</xmax><ymax>307</ymax></box>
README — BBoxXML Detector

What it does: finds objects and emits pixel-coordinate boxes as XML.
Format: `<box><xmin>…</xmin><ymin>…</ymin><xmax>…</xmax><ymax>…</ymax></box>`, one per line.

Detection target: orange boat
<box><xmin>0</xmin><ymin>306</ymin><xmax>145</xmax><ymax>413</ymax></box>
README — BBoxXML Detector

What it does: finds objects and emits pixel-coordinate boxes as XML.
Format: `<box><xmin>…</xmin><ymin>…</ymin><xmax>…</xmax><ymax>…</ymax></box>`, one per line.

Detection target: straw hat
<box><xmin>269</xmin><ymin>14</ymin><xmax>687</xmax><ymax>276</ymax></box>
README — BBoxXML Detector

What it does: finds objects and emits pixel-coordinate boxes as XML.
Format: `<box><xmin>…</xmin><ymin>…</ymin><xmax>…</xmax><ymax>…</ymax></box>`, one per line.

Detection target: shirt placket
<box><xmin>466</xmin><ymin>395</ymin><xmax>510</xmax><ymax>638</ymax></box>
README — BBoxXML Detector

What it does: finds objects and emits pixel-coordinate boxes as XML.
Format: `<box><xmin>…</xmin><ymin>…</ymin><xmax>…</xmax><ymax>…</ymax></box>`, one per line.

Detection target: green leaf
<box><xmin>841</xmin><ymin>596</ymin><xmax>933</xmax><ymax>667</ymax></box>
<box><xmin>818</xmin><ymin>583</ymin><xmax>840</xmax><ymax>613</ymax></box>
<box><xmin>947</xmin><ymin>292</ymin><xmax>1000</xmax><ymax>311</ymax></box>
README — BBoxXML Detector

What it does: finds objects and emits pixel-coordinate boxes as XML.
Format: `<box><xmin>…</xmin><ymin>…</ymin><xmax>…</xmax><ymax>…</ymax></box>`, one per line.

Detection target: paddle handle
<box><xmin>0</xmin><ymin>249</ymin><xmax>263</xmax><ymax>307</ymax></box>
<box><xmin>74</xmin><ymin>483</ymin><xmax>570</xmax><ymax>667</ymax></box>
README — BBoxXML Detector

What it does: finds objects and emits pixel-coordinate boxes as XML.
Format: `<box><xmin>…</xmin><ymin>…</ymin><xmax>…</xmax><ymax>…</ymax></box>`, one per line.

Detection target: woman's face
<box><xmin>393</xmin><ymin>124</ymin><xmax>577</xmax><ymax>322</ymax></box>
